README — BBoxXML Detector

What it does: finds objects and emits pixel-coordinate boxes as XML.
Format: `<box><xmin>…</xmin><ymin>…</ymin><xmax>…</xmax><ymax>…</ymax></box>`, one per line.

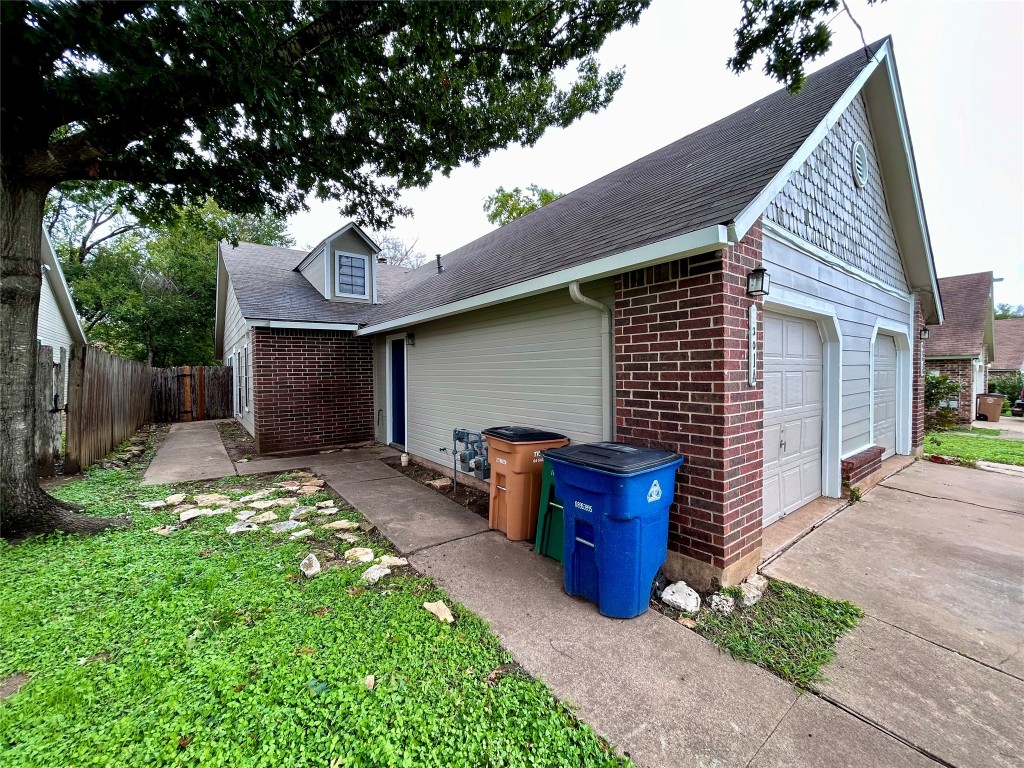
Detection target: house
<box><xmin>215</xmin><ymin>38</ymin><xmax>942</xmax><ymax>588</ymax></box>
<box><xmin>991</xmin><ymin>317</ymin><xmax>1024</xmax><ymax>377</ymax></box>
<box><xmin>38</xmin><ymin>227</ymin><xmax>87</xmax><ymax>368</ymax></box>
<box><xmin>924</xmin><ymin>272</ymin><xmax>995</xmax><ymax>422</ymax></box>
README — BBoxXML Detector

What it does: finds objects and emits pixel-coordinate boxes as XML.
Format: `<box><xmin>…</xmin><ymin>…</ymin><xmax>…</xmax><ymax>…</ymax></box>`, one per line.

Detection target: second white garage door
<box><xmin>763</xmin><ymin>312</ymin><xmax>824</xmax><ymax>527</ymax></box>
<box><xmin>873</xmin><ymin>334</ymin><xmax>898</xmax><ymax>459</ymax></box>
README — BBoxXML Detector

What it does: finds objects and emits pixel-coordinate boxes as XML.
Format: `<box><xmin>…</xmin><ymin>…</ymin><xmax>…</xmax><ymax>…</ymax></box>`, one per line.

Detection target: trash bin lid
<box><xmin>482</xmin><ymin>426</ymin><xmax>567</xmax><ymax>443</ymax></box>
<box><xmin>543</xmin><ymin>442</ymin><xmax>682</xmax><ymax>474</ymax></box>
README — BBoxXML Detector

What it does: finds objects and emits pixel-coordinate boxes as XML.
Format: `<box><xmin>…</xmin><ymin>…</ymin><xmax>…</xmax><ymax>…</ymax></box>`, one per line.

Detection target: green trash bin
<box><xmin>535</xmin><ymin>458</ymin><xmax>565</xmax><ymax>562</ymax></box>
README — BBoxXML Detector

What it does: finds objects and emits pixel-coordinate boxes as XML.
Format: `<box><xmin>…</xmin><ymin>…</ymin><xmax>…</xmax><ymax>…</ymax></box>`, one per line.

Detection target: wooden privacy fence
<box><xmin>151</xmin><ymin>365</ymin><xmax>233</xmax><ymax>423</ymax></box>
<box><xmin>35</xmin><ymin>343</ymin><xmax>67</xmax><ymax>477</ymax></box>
<box><xmin>65</xmin><ymin>344</ymin><xmax>152</xmax><ymax>475</ymax></box>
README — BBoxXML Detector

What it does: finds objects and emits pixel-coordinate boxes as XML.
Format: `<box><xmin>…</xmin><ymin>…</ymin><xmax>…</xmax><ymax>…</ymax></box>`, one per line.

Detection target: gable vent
<box><xmin>851</xmin><ymin>141</ymin><xmax>869</xmax><ymax>189</ymax></box>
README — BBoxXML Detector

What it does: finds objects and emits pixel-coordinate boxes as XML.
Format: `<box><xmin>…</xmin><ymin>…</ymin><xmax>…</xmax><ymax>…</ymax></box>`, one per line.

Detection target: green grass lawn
<box><xmin>926</xmin><ymin>431</ymin><xmax>1024</xmax><ymax>466</ymax></box>
<box><xmin>951</xmin><ymin>426</ymin><xmax>1002</xmax><ymax>437</ymax></box>
<box><xmin>0</xmin><ymin>445</ymin><xmax>626</xmax><ymax>767</ymax></box>
<box><xmin>695</xmin><ymin>581</ymin><xmax>862</xmax><ymax>689</ymax></box>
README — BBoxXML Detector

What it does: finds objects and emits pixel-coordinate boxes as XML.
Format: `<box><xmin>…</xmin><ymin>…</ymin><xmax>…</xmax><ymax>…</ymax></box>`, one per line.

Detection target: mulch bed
<box><xmin>382</xmin><ymin>457</ymin><xmax>490</xmax><ymax>519</ymax></box>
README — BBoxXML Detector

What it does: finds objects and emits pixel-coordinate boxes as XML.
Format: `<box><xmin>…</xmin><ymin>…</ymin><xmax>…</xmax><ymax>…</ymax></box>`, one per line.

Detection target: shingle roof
<box><xmin>924</xmin><ymin>272</ymin><xmax>993</xmax><ymax>358</ymax></box>
<box><xmin>364</xmin><ymin>39</ymin><xmax>886</xmax><ymax>326</ymax></box>
<box><xmin>992</xmin><ymin>317</ymin><xmax>1024</xmax><ymax>371</ymax></box>
<box><xmin>221</xmin><ymin>241</ymin><xmax>412</xmax><ymax>324</ymax></box>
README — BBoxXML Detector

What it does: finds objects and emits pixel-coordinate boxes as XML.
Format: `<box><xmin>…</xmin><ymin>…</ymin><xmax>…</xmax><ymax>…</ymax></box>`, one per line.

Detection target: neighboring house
<box><xmin>924</xmin><ymin>272</ymin><xmax>995</xmax><ymax>422</ymax></box>
<box><xmin>215</xmin><ymin>38</ymin><xmax>942</xmax><ymax>588</ymax></box>
<box><xmin>38</xmin><ymin>227</ymin><xmax>87</xmax><ymax>373</ymax></box>
<box><xmin>991</xmin><ymin>317</ymin><xmax>1024</xmax><ymax>377</ymax></box>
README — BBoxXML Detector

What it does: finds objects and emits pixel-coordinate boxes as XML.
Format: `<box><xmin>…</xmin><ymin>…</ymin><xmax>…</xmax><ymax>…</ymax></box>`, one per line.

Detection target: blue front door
<box><xmin>390</xmin><ymin>337</ymin><xmax>406</xmax><ymax>447</ymax></box>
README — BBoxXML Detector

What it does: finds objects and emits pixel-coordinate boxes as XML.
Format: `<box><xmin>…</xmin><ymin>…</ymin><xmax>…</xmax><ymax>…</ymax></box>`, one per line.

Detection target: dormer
<box><xmin>295</xmin><ymin>222</ymin><xmax>382</xmax><ymax>303</ymax></box>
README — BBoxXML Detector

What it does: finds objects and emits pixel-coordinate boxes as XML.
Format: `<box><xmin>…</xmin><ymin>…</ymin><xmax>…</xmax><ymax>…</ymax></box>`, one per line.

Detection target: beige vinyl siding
<box><xmin>222</xmin><ymin>278</ymin><xmax>255</xmax><ymax>437</ymax></box>
<box><xmin>299</xmin><ymin>247</ymin><xmax>327</xmax><ymax>299</ymax></box>
<box><xmin>376</xmin><ymin>280</ymin><xmax>611</xmax><ymax>462</ymax></box>
<box><xmin>373</xmin><ymin>336</ymin><xmax>388</xmax><ymax>443</ymax></box>
<box><xmin>37</xmin><ymin>272</ymin><xmax>74</xmax><ymax>362</ymax></box>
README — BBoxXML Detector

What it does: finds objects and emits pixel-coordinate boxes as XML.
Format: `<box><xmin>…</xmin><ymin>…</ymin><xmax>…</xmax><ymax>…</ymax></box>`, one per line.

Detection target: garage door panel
<box><xmin>873</xmin><ymin>334</ymin><xmax>898</xmax><ymax>459</ymax></box>
<box><xmin>763</xmin><ymin>311</ymin><xmax>824</xmax><ymax>527</ymax></box>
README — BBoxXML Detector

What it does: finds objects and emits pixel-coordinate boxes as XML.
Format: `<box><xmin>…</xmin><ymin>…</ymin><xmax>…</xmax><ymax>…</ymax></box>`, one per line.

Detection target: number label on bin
<box><xmin>647</xmin><ymin>479</ymin><xmax>662</xmax><ymax>503</ymax></box>
<box><xmin>574</xmin><ymin>500</ymin><xmax>594</xmax><ymax>512</ymax></box>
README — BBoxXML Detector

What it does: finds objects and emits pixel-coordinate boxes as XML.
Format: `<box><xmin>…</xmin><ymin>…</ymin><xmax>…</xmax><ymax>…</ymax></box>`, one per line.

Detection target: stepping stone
<box><xmin>290</xmin><ymin>506</ymin><xmax>315</xmax><ymax>521</ymax></box>
<box><xmin>343</xmin><ymin>547</ymin><xmax>374</xmax><ymax>563</ymax></box>
<box><xmin>180</xmin><ymin>509</ymin><xmax>207</xmax><ymax>523</ymax></box>
<box><xmin>290</xmin><ymin>529</ymin><xmax>314</xmax><ymax>539</ymax></box>
<box><xmin>140</xmin><ymin>500</ymin><xmax>166</xmax><ymax>510</ymax></box>
<box><xmin>272</xmin><ymin>498</ymin><xmax>298</xmax><ymax>507</ymax></box>
<box><xmin>149</xmin><ymin>525</ymin><xmax>177</xmax><ymax>536</ymax></box>
<box><xmin>297</xmin><ymin>486</ymin><xmax>320</xmax><ymax>496</ymax></box>
<box><xmin>316</xmin><ymin>500</ymin><xmax>336</xmax><ymax>509</ymax></box>
<box><xmin>361</xmin><ymin>564</ymin><xmax>391</xmax><ymax>584</ymax></box>
<box><xmin>322</xmin><ymin>519</ymin><xmax>359</xmax><ymax>531</ymax></box>
<box><xmin>334</xmin><ymin>532</ymin><xmax>359</xmax><ymax>543</ymax></box>
<box><xmin>304</xmin><ymin>479</ymin><xmax>325</xmax><ymax>488</ymax></box>
<box><xmin>194</xmin><ymin>493</ymin><xmax>230</xmax><ymax>506</ymax></box>
<box><xmin>378</xmin><ymin>556</ymin><xmax>408</xmax><ymax>568</ymax></box>
<box><xmin>165</xmin><ymin>493</ymin><xmax>187</xmax><ymax>505</ymax></box>
<box><xmin>269</xmin><ymin>520</ymin><xmax>302</xmax><ymax>533</ymax></box>
<box><xmin>250</xmin><ymin>512</ymin><xmax>278</xmax><ymax>524</ymax></box>
<box><xmin>275</xmin><ymin>481</ymin><xmax>301</xmax><ymax>490</ymax></box>
<box><xmin>249</xmin><ymin>500</ymin><xmax>277</xmax><ymax>510</ymax></box>
<box><xmin>226</xmin><ymin>521</ymin><xmax>259</xmax><ymax>534</ymax></box>
<box><xmin>235</xmin><ymin>511</ymin><xmax>256</xmax><ymax>521</ymax></box>
<box><xmin>299</xmin><ymin>554</ymin><xmax>321</xmax><ymax>578</ymax></box>
<box><xmin>239</xmin><ymin>491</ymin><xmax>271</xmax><ymax>503</ymax></box>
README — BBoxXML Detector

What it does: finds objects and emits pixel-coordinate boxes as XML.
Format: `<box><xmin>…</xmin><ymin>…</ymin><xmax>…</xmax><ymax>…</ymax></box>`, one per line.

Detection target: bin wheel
<box><xmin>976</xmin><ymin>413</ymin><xmax>988</xmax><ymax>421</ymax></box>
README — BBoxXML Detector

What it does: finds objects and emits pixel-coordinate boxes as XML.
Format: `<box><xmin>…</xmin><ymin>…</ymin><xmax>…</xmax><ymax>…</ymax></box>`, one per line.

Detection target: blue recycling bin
<box><xmin>542</xmin><ymin>442</ymin><xmax>683</xmax><ymax>619</ymax></box>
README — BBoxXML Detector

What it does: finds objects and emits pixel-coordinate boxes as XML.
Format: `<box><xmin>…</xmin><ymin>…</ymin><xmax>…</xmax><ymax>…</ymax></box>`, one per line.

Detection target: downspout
<box><xmin>569</xmin><ymin>281</ymin><xmax>614</xmax><ymax>441</ymax></box>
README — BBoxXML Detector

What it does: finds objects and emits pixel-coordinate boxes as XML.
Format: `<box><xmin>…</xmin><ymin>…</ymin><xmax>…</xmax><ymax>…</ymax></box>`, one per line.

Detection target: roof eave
<box><xmin>40</xmin><ymin>228</ymin><xmax>88</xmax><ymax>346</ymax></box>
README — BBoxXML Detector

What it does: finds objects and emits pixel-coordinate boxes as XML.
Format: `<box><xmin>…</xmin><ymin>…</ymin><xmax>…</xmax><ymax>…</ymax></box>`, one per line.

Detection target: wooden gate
<box><xmin>35</xmin><ymin>343</ymin><xmax>67</xmax><ymax>477</ymax></box>
<box><xmin>151</xmin><ymin>365</ymin><xmax>233</xmax><ymax>423</ymax></box>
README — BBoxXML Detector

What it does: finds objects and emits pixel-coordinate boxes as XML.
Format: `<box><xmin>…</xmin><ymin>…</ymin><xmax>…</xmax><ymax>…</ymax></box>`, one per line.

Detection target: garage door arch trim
<box><xmin>868</xmin><ymin>319</ymin><xmax>912</xmax><ymax>456</ymax></box>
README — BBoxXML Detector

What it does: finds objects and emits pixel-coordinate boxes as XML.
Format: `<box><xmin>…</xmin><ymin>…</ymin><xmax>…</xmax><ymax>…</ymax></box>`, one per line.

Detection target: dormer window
<box><xmin>336</xmin><ymin>251</ymin><xmax>369</xmax><ymax>299</ymax></box>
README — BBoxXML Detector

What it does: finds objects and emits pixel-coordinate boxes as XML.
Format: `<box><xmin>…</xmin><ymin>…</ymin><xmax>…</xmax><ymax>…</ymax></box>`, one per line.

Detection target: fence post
<box><xmin>64</xmin><ymin>343</ymin><xmax>86</xmax><ymax>475</ymax></box>
<box><xmin>196</xmin><ymin>365</ymin><xmax>206</xmax><ymax>421</ymax></box>
<box><xmin>35</xmin><ymin>344</ymin><xmax>57</xmax><ymax>477</ymax></box>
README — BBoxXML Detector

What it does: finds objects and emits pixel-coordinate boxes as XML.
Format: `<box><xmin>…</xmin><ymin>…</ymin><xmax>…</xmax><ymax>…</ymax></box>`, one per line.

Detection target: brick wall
<box><xmin>841</xmin><ymin>446</ymin><xmax>884</xmax><ymax>486</ymax></box>
<box><xmin>912</xmin><ymin>297</ymin><xmax>925</xmax><ymax>449</ymax></box>
<box><xmin>251</xmin><ymin>328</ymin><xmax>374</xmax><ymax>454</ymax></box>
<box><xmin>614</xmin><ymin>221</ymin><xmax>764</xmax><ymax>587</ymax></box>
<box><xmin>925</xmin><ymin>357</ymin><xmax>976</xmax><ymax>424</ymax></box>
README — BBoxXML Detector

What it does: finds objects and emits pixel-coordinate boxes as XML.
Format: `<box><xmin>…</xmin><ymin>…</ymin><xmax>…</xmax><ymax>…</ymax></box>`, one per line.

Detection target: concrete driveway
<box><xmin>765</xmin><ymin>460</ymin><xmax>1024</xmax><ymax>768</ymax></box>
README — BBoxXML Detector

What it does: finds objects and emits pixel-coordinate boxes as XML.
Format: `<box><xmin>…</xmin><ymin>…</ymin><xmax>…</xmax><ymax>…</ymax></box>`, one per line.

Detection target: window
<box><xmin>335</xmin><ymin>252</ymin><xmax>369</xmax><ymax>298</ymax></box>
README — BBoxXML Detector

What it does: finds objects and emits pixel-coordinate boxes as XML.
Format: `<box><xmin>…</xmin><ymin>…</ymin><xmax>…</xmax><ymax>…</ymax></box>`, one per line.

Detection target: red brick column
<box><xmin>912</xmin><ymin>297</ymin><xmax>925</xmax><ymax>450</ymax></box>
<box><xmin>614</xmin><ymin>221</ymin><xmax>764</xmax><ymax>589</ymax></box>
<box><xmin>251</xmin><ymin>328</ymin><xmax>374</xmax><ymax>454</ymax></box>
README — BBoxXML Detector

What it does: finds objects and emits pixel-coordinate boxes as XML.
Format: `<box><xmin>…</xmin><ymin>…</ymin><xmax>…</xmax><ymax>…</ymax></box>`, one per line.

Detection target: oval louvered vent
<box><xmin>851</xmin><ymin>141</ymin><xmax>869</xmax><ymax>189</ymax></box>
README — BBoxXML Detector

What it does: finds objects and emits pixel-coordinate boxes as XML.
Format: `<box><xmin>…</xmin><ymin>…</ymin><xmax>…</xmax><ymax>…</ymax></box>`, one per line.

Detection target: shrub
<box><xmin>990</xmin><ymin>371</ymin><xmax>1024</xmax><ymax>401</ymax></box>
<box><xmin>925</xmin><ymin>372</ymin><xmax>962</xmax><ymax>431</ymax></box>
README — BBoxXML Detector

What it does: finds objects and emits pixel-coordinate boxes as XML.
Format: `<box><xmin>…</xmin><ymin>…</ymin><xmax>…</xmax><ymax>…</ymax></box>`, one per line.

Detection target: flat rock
<box><xmin>140</xmin><ymin>500</ymin><xmax>167</xmax><ymax>509</ymax></box>
<box><xmin>249</xmin><ymin>500</ymin><xmax>277</xmax><ymax>510</ymax></box>
<box><xmin>422</xmin><ymin>600</ymin><xmax>455</xmax><ymax>624</ymax></box>
<box><xmin>149</xmin><ymin>525</ymin><xmax>177</xmax><ymax>536</ymax></box>
<box><xmin>269</xmin><ymin>519</ymin><xmax>302</xmax><ymax>533</ymax></box>
<box><xmin>334</xmin><ymin>532</ymin><xmax>359</xmax><ymax>543</ymax></box>
<box><xmin>289</xmin><ymin>509</ymin><xmax>313</xmax><ymax>521</ymax></box>
<box><xmin>358</xmin><ymin>522</ymin><xmax>375</xmax><ymax>533</ymax></box>
<box><xmin>171</xmin><ymin>504</ymin><xmax>195</xmax><ymax>514</ymax></box>
<box><xmin>239</xmin><ymin>491</ymin><xmax>272</xmax><ymax>503</ymax></box>
<box><xmin>322</xmin><ymin>519</ymin><xmax>359</xmax><ymax>531</ymax></box>
<box><xmin>745</xmin><ymin>573</ymin><xmax>769</xmax><ymax>592</ymax></box>
<box><xmin>343</xmin><ymin>547</ymin><xmax>374</xmax><ymax>563</ymax></box>
<box><xmin>290</xmin><ymin>529</ymin><xmax>314</xmax><ymax>539</ymax></box>
<box><xmin>250</xmin><ymin>512</ymin><xmax>279</xmax><ymax>524</ymax></box>
<box><xmin>165</xmin><ymin>493</ymin><xmax>187</xmax><ymax>505</ymax></box>
<box><xmin>662</xmin><ymin>582</ymin><xmax>701</xmax><ymax>613</ymax></box>
<box><xmin>297</xmin><ymin>486</ymin><xmax>321</xmax><ymax>495</ymax></box>
<box><xmin>710</xmin><ymin>593</ymin><xmax>735</xmax><ymax>614</ymax></box>
<box><xmin>299</xmin><ymin>554</ymin><xmax>321</xmax><ymax>578</ymax></box>
<box><xmin>316</xmin><ymin>500</ymin><xmax>336</xmax><ymax>509</ymax></box>
<box><xmin>361</xmin><ymin>564</ymin><xmax>391</xmax><ymax>584</ymax></box>
<box><xmin>194</xmin><ymin>493</ymin><xmax>231</xmax><ymax>506</ymax></box>
<box><xmin>226</xmin><ymin>521</ymin><xmax>259</xmax><ymax>534</ymax></box>
<box><xmin>304</xmin><ymin>478</ymin><xmax>325</xmax><ymax>488</ymax></box>
<box><xmin>378</xmin><ymin>555</ymin><xmax>409</xmax><ymax>568</ymax></box>
<box><xmin>426</xmin><ymin>478</ymin><xmax>453</xmax><ymax>491</ymax></box>
<box><xmin>275</xmin><ymin>481</ymin><xmax>301</xmax><ymax>490</ymax></box>
<box><xmin>272</xmin><ymin>497</ymin><xmax>297</xmax><ymax>507</ymax></box>
<box><xmin>179</xmin><ymin>509</ymin><xmax>207</xmax><ymax>523</ymax></box>
<box><xmin>235</xmin><ymin>511</ymin><xmax>256</xmax><ymax>521</ymax></box>
<box><xmin>739</xmin><ymin>582</ymin><xmax>763</xmax><ymax>607</ymax></box>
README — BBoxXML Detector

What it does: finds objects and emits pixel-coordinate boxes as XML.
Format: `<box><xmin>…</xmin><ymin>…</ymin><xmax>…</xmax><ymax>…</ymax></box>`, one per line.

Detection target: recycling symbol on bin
<box><xmin>646</xmin><ymin>479</ymin><xmax>662</xmax><ymax>503</ymax></box>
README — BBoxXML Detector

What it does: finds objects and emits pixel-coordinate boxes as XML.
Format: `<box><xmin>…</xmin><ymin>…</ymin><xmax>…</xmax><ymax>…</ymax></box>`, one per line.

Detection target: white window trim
<box><xmin>242</xmin><ymin>344</ymin><xmax>250</xmax><ymax>413</ymax></box>
<box><xmin>764</xmin><ymin>286</ymin><xmax>843</xmax><ymax>500</ymax></box>
<box><xmin>335</xmin><ymin>250</ymin><xmax>370</xmax><ymax>299</ymax></box>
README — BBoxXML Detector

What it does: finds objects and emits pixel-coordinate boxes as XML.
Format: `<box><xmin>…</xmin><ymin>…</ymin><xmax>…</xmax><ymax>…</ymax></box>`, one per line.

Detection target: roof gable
<box><xmin>39</xmin><ymin>229</ymin><xmax>87</xmax><ymax>346</ymax></box>
<box><xmin>295</xmin><ymin>222</ymin><xmax>381</xmax><ymax>272</ymax></box>
<box><xmin>924</xmin><ymin>272</ymin><xmax>994</xmax><ymax>359</ymax></box>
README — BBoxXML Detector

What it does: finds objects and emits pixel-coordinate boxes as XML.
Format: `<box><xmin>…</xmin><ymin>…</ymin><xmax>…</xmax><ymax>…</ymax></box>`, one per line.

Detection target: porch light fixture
<box><xmin>746</xmin><ymin>265</ymin><xmax>770</xmax><ymax>297</ymax></box>
<box><xmin>406</xmin><ymin>333</ymin><xmax>415</xmax><ymax>347</ymax></box>
<box><xmin>919</xmin><ymin>327</ymin><xmax>930</xmax><ymax>341</ymax></box>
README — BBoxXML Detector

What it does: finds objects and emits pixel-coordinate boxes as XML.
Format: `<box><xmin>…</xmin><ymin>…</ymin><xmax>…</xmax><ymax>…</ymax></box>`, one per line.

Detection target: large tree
<box><xmin>484</xmin><ymin>184</ymin><xmax>564</xmax><ymax>226</ymax></box>
<box><xmin>0</xmin><ymin>0</ymin><xmax>649</xmax><ymax>537</ymax></box>
<box><xmin>0</xmin><ymin>0</ymin><xmax>861</xmax><ymax>538</ymax></box>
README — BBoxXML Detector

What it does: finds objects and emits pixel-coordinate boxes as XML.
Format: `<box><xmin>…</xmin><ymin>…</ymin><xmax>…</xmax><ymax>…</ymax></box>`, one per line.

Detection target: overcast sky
<box><xmin>288</xmin><ymin>0</ymin><xmax>1024</xmax><ymax>307</ymax></box>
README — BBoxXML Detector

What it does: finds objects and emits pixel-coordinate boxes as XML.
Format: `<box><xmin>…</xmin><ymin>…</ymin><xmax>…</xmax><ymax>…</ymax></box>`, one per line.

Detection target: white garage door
<box><xmin>763</xmin><ymin>312</ymin><xmax>824</xmax><ymax>527</ymax></box>
<box><xmin>873</xmin><ymin>334</ymin><xmax>898</xmax><ymax>459</ymax></box>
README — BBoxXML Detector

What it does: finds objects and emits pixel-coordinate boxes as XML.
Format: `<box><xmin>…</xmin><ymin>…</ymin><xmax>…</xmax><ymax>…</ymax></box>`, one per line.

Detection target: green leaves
<box><xmin>483</xmin><ymin>184</ymin><xmax>563</xmax><ymax>226</ymax></box>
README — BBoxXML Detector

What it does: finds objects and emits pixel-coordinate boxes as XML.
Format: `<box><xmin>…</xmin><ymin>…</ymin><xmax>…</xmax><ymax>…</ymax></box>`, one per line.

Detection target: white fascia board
<box><xmin>729</xmin><ymin>45</ymin><xmax>888</xmax><ymax>244</ymax></box>
<box><xmin>40</xmin><ymin>227</ymin><xmax>88</xmax><ymax>346</ymax></box>
<box><xmin>355</xmin><ymin>224</ymin><xmax>730</xmax><ymax>336</ymax></box>
<box><xmin>245</xmin><ymin>319</ymin><xmax>360</xmax><ymax>332</ymax></box>
<box><xmin>762</xmin><ymin>220</ymin><xmax>912</xmax><ymax>303</ymax></box>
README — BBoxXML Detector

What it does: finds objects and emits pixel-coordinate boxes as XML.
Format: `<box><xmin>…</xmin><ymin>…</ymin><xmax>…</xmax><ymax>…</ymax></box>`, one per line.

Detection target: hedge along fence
<box><xmin>65</xmin><ymin>344</ymin><xmax>152</xmax><ymax>474</ymax></box>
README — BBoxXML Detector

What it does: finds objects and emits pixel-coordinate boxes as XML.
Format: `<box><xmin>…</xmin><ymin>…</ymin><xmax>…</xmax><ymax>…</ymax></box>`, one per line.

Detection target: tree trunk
<box><xmin>0</xmin><ymin>170</ymin><xmax>127</xmax><ymax>539</ymax></box>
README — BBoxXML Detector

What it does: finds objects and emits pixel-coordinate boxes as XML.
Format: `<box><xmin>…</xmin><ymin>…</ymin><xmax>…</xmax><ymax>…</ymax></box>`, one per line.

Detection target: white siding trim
<box><xmin>764</xmin><ymin>286</ymin><xmax>843</xmax><ymax>499</ymax></box>
<box><xmin>357</xmin><ymin>224</ymin><xmax>730</xmax><ymax>336</ymax></box>
<box><xmin>384</xmin><ymin>333</ymin><xmax>407</xmax><ymax>447</ymax></box>
<box><xmin>245</xmin><ymin>319</ymin><xmax>359</xmax><ymax>331</ymax></box>
<box><xmin>868</xmin><ymin>319</ymin><xmax>912</xmax><ymax>456</ymax></box>
<box><xmin>763</xmin><ymin>220</ymin><xmax>911</xmax><ymax>302</ymax></box>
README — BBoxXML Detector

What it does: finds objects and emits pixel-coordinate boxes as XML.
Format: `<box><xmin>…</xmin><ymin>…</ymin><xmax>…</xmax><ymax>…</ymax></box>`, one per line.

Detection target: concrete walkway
<box><xmin>142</xmin><ymin>421</ymin><xmax>236</xmax><ymax>485</ymax></box>
<box><xmin>143</xmin><ymin>430</ymin><xmax>958</xmax><ymax>766</ymax></box>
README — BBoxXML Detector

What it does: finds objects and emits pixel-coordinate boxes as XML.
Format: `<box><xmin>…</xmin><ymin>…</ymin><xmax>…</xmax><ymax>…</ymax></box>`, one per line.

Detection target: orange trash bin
<box><xmin>975</xmin><ymin>394</ymin><xmax>1005</xmax><ymax>422</ymax></box>
<box><xmin>482</xmin><ymin>426</ymin><xmax>569</xmax><ymax>541</ymax></box>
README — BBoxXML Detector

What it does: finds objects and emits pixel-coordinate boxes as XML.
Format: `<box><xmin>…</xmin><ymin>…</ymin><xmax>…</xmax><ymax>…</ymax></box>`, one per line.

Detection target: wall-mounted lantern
<box><xmin>746</xmin><ymin>265</ymin><xmax>770</xmax><ymax>297</ymax></box>
<box><xmin>406</xmin><ymin>333</ymin><xmax>415</xmax><ymax>347</ymax></box>
<box><xmin>919</xmin><ymin>327</ymin><xmax>930</xmax><ymax>341</ymax></box>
